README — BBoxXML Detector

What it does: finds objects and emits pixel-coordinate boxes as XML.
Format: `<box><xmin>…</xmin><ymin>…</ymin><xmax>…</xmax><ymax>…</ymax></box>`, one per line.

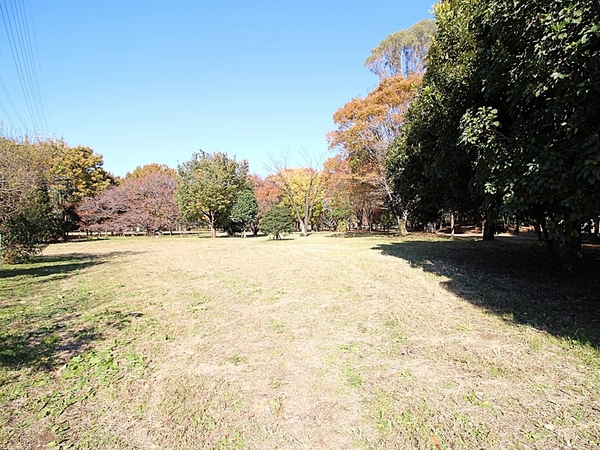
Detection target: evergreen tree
<box><xmin>260</xmin><ymin>205</ymin><xmax>294</xmax><ymax>240</ymax></box>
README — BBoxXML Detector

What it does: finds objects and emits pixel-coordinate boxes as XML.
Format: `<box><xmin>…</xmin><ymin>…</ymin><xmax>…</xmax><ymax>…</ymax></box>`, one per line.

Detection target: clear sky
<box><xmin>0</xmin><ymin>1</ymin><xmax>435</xmax><ymax>177</ymax></box>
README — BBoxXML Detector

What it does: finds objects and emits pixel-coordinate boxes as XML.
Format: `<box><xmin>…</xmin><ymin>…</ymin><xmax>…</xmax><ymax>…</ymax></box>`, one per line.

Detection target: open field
<box><xmin>1</xmin><ymin>233</ymin><xmax>599</xmax><ymax>449</ymax></box>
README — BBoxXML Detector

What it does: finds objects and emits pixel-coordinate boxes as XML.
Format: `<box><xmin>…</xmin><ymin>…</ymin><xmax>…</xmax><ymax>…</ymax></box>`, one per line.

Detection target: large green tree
<box><xmin>463</xmin><ymin>0</ymin><xmax>600</xmax><ymax>260</ymax></box>
<box><xmin>230</xmin><ymin>189</ymin><xmax>260</xmax><ymax>237</ymax></box>
<box><xmin>387</xmin><ymin>0</ymin><xmax>482</xmax><ymax>234</ymax></box>
<box><xmin>176</xmin><ymin>151</ymin><xmax>250</xmax><ymax>238</ymax></box>
<box><xmin>389</xmin><ymin>0</ymin><xmax>599</xmax><ymax>264</ymax></box>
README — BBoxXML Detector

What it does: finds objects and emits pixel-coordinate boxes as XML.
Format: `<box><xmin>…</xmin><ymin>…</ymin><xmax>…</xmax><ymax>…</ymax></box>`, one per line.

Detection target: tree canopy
<box><xmin>388</xmin><ymin>0</ymin><xmax>600</xmax><ymax>265</ymax></box>
<box><xmin>266</xmin><ymin>156</ymin><xmax>325</xmax><ymax>236</ymax></box>
<box><xmin>328</xmin><ymin>74</ymin><xmax>422</xmax><ymax>234</ymax></box>
<box><xmin>0</xmin><ymin>137</ymin><xmax>112</xmax><ymax>262</ymax></box>
<box><xmin>364</xmin><ymin>18</ymin><xmax>436</xmax><ymax>79</ymax></box>
<box><xmin>176</xmin><ymin>151</ymin><xmax>250</xmax><ymax>238</ymax></box>
<box><xmin>260</xmin><ymin>205</ymin><xmax>294</xmax><ymax>240</ymax></box>
<box><xmin>230</xmin><ymin>189</ymin><xmax>260</xmax><ymax>237</ymax></box>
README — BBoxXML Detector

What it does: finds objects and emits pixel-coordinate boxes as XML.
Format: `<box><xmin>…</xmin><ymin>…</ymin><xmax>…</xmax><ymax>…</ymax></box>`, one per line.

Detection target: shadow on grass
<box><xmin>0</xmin><ymin>251</ymin><xmax>139</xmax><ymax>282</ymax></box>
<box><xmin>372</xmin><ymin>237</ymin><xmax>600</xmax><ymax>349</ymax></box>
<box><xmin>0</xmin><ymin>310</ymin><xmax>143</xmax><ymax>372</ymax></box>
<box><xmin>0</xmin><ymin>251</ymin><xmax>143</xmax><ymax>372</ymax></box>
<box><xmin>0</xmin><ymin>322</ymin><xmax>101</xmax><ymax>371</ymax></box>
<box><xmin>326</xmin><ymin>231</ymin><xmax>395</xmax><ymax>239</ymax></box>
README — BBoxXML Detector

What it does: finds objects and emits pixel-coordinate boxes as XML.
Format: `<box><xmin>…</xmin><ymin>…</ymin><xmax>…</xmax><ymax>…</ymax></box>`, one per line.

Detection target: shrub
<box><xmin>260</xmin><ymin>205</ymin><xmax>294</xmax><ymax>240</ymax></box>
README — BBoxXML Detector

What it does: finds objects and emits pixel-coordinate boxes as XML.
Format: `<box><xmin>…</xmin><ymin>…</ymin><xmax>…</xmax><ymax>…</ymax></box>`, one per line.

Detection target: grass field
<box><xmin>1</xmin><ymin>232</ymin><xmax>599</xmax><ymax>449</ymax></box>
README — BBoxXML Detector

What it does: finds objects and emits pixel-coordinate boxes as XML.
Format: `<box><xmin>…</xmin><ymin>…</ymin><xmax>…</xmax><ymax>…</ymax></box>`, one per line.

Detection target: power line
<box><xmin>26</xmin><ymin>0</ymin><xmax>49</xmax><ymax>131</ymax></box>
<box><xmin>0</xmin><ymin>72</ymin><xmax>26</xmax><ymax>129</ymax></box>
<box><xmin>0</xmin><ymin>96</ymin><xmax>17</xmax><ymax>130</ymax></box>
<box><xmin>0</xmin><ymin>0</ymin><xmax>48</xmax><ymax>135</ymax></box>
<box><xmin>8</xmin><ymin>0</ymin><xmax>44</xmax><ymax>131</ymax></box>
<box><xmin>0</xmin><ymin>0</ymin><xmax>39</xmax><ymax>132</ymax></box>
<box><xmin>14</xmin><ymin>0</ymin><xmax>47</xmax><ymax>130</ymax></box>
<box><xmin>0</xmin><ymin>50</ymin><xmax>28</xmax><ymax>130</ymax></box>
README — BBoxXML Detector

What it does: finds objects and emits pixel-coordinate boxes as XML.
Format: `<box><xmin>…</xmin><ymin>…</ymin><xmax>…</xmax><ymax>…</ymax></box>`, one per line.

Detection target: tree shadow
<box><xmin>372</xmin><ymin>237</ymin><xmax>600</xmax><ymax>349</ymax></box>
<box><xmin>0</xmin><ymin>310</ymin><xmax>144</xmax><ymax>372</ymax></box>
<box><xmin>0</xmin><ymin>321</ymin><xmax>101</xmax><ymax>371</ymax></box>
<box><xmin>0</xmin><ymin>251</ymin><xmax>139</xmax><ymax>283</ymax></box>
<box><xmin>0</xmin><ymin>251</ymin><xmax>144</xmax><ymax>372</ymax></box>
<box><xmin>326</xmin><ymin>231</ymin><xmax>395</xmax><ymax>239</ymax></box>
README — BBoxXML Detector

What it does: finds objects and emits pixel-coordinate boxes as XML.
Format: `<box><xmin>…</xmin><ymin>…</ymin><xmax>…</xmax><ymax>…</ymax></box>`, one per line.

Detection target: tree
<box><xmin>176</xmin><ymin>151</ymin><xmax>249</xmax><ymax>238</ymax></box>
<box><xmin>125</xmin><ymin>163</ymin><xmax>177</xmax><ymax>180</ymax></box>
<box><xmin>365</xmin><ymin>19</ymin><xmax>436</xmax><ymax>79</ymax></box>
<box><xmin>1</xmin><ymin>182</ymin><xmax>53</xmax><ymax>263</ymax></box>
<box><xmin>260</xmin><ymin>205</ymin><xmax>294</xmax><ymax>240</ymax></box>
<box><xmin>78</xmin><ymin>171</ymin><xmax>180</xmax><ymax>235</ymax></box>
<box><xmin>47</xmin><ymin>142</ymin><xmax>114</xmax><ymax>241</ymax></box>
<box><xmin>387</xmin><ymin>0</ymin><xmax>491</xmax><ymax>239</ymax></box>
<box><xmin>77</xmin><ymin>186</ymin><xmax>126</xmax><ymax>235</ymax></box>
<box><xmin>266</xmin><ymin>160</ymin><xmax>325</xmax><ymax>236</ymax></box>
<box><xmin>0</xmin><ymin>137</ymin><xmax>47</xmax><ymax>227</ymax></box>
<box><xmin>250</xmin><ymin>174</ymin><xmax>283</xmax><ymax>216</ymax></box>
<box><xmin>328</xmin><ymin>75</ymin><xmax>421</xmax><ymax>235</ymax></box>
<box><xmin>230</xmin><ymin>189</ymin><xmax>260</xmax><ymax>237</ymax></box>
<box><xmin>321</xmin><ymin>156</ymin><xmax>355</xmax><ymax>231</ymax></box>
<box><xmin>0</xmin><ymin>136</ymin><xmax>113</xmax><ymax>261</ymax></box>
<box><xmin>48</xmin><ymin>143</ymin><xmax>113</xmax><ymax>203</ymax></box>
<box><xmin>464</xmin><ymin>0</ymin><xmax>600</xmax><ymax>260</ymax></box>
<box><xmin>0</xmin><ymin>137</ymin><xmax>53</xmax><ymax>263</ymax></box>
<box><xmin>389</xmin><ymin>0</ymin><xmax>600</xmax><ymax>266</ymax></box>
<box><xmin>122</xmin><ymin>172</ymin><xmax>180</xmax><ymax>233</ymax></box>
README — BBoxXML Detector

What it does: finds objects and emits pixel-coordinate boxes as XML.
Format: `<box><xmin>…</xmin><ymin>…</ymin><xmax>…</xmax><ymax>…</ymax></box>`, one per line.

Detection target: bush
<box><xmin>0</xmin><ymin>187</ymin><xmax>52</xmax><ymax>264</ymax></box>
<box><xmin>260</xmin><ymin>205</ymin><xmax>294</xmax><ymax>240</ymax></box>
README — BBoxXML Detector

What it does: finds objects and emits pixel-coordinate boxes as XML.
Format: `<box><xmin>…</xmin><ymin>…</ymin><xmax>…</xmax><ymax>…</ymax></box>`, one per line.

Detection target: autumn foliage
<box><xmin>78</xmin><ymin>172</ymin><xmax>180</xmax><ymax>235</ymax></box>
<box><xmin>328</xmin><ymin>74</ymin><xmax>421</xmax><ymax>174</ymax></box>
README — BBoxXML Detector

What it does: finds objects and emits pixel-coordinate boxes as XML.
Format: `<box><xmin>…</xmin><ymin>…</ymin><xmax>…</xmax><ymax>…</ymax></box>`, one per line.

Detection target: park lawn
<box><xmin>0</xmin><ymin>233</ymin><xmax>599</xmax><ymax>449</ymax></box>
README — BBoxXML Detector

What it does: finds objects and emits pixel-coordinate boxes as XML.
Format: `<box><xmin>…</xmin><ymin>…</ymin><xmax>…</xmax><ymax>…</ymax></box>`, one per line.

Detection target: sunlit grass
<box><xmin>1</xmin><ymin>233</ymin><xmax>599</xmax><ymax>448</ymax></box>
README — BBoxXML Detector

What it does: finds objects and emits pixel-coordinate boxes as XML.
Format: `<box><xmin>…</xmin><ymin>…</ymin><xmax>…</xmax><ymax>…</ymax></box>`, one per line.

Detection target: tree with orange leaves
<box><xmin>250</xmin><ymin>174</ymin><xmax>283</xmax><ymax>217</ymax></box>
<box><xmin>328</xmin><ymin>74</ymin><xmax>421</xmax><ymax>234</ymax></box>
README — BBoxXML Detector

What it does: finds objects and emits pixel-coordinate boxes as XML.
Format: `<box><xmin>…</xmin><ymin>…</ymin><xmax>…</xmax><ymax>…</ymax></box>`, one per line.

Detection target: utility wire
<box><xmin>26</xmin><ymin>0</ymin><xmax>49</xmax><ymax>131</ymax></box>
<box><xmin>14</xmin><ymin>0</ymin><xmax>47</xmax><ymax>130</ymax></box>
<box><xmin>0</xmin><ymin>50</ymin><xmax>28</xmax><ymax>131</ymax></box>
<box><xmin>0</xmin><ymin>97</ymin><xmax>17</xmax><ymax>130</ymax></box>
<box><xmin>0</xmin><ymin>0</ymin><xmax>38</xmax><ymax>132</ymax></box>
<box><xmin>8</xmin><ymin>0</ymin><xmax>43</xmax><ymax>131</ymax></box>
<box><xmin>0</xmin><ymin>73</ymin><xmax>25</xmax><ymax>129</ymax></box>
<box><xmin>0</xmin><ymin>0</ymin><xmax>48</xmax><ymax>135</ymax></box>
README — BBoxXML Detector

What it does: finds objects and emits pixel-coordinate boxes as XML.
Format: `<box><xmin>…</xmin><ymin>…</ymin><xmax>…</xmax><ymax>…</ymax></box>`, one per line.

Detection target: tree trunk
<box><xmin>483</xmin><ymin>219</ymin><xmax>495</xmax><ymax>241</ymax></box>
<box><xmin>397</xmin><ymin>215</ymin><xmax>408</xmax><ymax>236</ymax></box>
<box><xmin>561</xmin><ymin>220</ymin><xmax>583</xmax><ymax>271</ymax></box>
<box><xmin>450</xmin><ymin>212</ymin><xmax>455</xmax><ymax>238</ymax></box>
<box><xmin>299</xmin><ymin>219</ymin><xmax>308</xmax><ymax>236</ymax></box>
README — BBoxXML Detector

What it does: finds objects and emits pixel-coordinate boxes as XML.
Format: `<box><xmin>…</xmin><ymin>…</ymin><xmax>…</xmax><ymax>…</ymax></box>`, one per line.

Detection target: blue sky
<box><xmin>0</xmin><ymin>1</ymin><xmax>434</xmax><ymax>177</ymax></box>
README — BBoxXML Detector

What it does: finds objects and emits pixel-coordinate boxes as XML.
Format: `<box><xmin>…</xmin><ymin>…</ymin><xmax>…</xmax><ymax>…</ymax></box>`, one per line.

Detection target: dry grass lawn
<box><xmin>0</xmin><ymin>232</ymin><xmax>599</xmax><ymax>449</ymax></box>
